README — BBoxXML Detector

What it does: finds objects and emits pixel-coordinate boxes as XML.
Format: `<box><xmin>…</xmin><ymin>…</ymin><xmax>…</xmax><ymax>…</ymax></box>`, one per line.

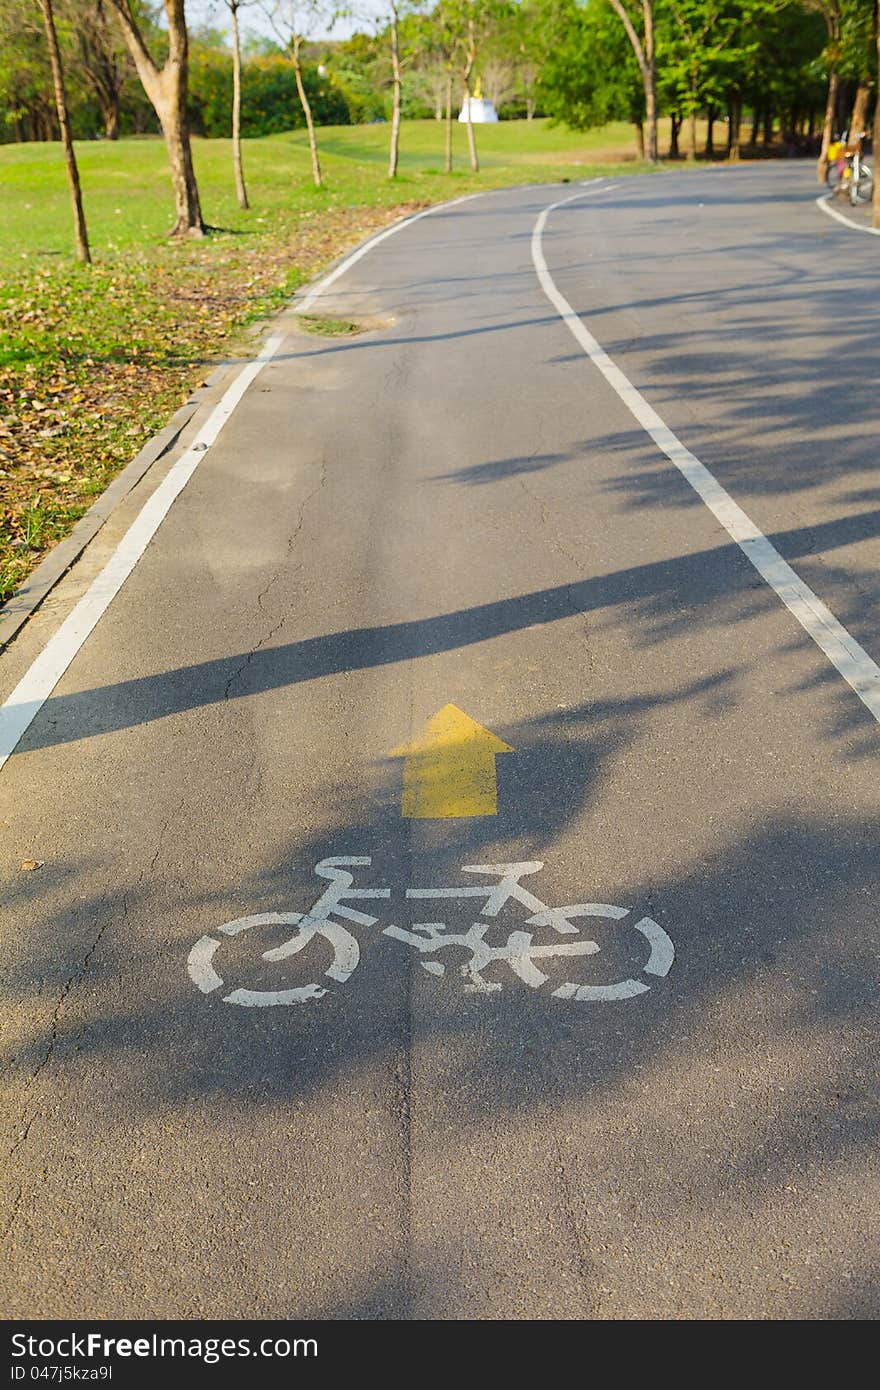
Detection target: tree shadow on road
<box><xmin>2</xmin><ymin>678</ymin><xmax>878</xmax><ymax>1316</ymax></box>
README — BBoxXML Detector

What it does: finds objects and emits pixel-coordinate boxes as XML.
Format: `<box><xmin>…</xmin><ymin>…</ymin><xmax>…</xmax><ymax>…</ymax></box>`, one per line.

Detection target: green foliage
<box><xmin>0</xmin><ymin>0</ymin><xmax>872</xmax><ymax>154</ymax></box>
<box><xmin>835</xmin><ymin>0</ymin><xmax>877</xmax><ymax>82</ymax></box>
<box><xmin>538</xmin><ymin>0</ymin><xmax>851</xmax><ymax>138</ymax></box>
<box><xmin>188</xmin><ymin>46</ymin><xmax>351</xmax><ymax>137</ymax></box>
<box><xmin>540</xmin><ymin>0</ymin><xmax>644</xmax><ymax>129</ymax></box>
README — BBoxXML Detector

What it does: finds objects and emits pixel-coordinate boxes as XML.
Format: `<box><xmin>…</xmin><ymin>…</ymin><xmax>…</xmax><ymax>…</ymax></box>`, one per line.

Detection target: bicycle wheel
<box><xmin>826</xmin><ymin>161</ymin><xmax>843</xmax><ymax>192</ymax></box>
<box><xmin>188</xmin><ymin>911</ymin><xmax>360</xmax><ymax>1006</ymax></box>
<box><xmin>548</xmin><ymin>911</ymin><xmax>675</xmax><ymax>1002</ymax></box>
<box><xmin>851</xmin><ymin>162</ymin><xmax>874</xmax><ymax>204</ymax></box>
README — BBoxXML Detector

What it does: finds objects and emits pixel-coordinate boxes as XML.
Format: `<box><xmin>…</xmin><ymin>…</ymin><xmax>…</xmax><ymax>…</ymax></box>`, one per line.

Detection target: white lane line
<box><xmin>294</xmin><ymin>180</ymin><xmax>616</xmax><ymax>315</ymax></box>
<box><xmin>532</xmin><ymin>191</ymin><xmax>880</xmax><ymax>725</ymax></box>
<box><xmin>0</xmin><ymin>336</ymin><xmax>289</xmax><ymax>772</ymax></box>
<box><xmin>816</xmin><ymin>192</ymin><xmax>880</xmax><ymax>236</ymax></box>
<box><xmin>294</xmin><ymin>193</ymin><xmax>483</xmax><ymax>314</ymax></box>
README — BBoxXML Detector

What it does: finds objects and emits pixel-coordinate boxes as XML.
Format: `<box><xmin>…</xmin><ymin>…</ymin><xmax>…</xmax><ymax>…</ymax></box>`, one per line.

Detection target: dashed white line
<box><xmin>532</xmin><ymin>189</ymin><xmax>880</xmax><ymax>724</ymax></box>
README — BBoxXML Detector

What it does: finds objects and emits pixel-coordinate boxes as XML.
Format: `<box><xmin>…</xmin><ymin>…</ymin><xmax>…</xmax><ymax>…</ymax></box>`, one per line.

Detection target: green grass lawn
<box><xmin>0</xmin><ymin>118</ymin><xmax>653</xmax><ymax>606</ymax></box>
<box><xmin>0</xmin><ymin>118</ymin><xmax>649</xmax><ymax>258</ymax></box>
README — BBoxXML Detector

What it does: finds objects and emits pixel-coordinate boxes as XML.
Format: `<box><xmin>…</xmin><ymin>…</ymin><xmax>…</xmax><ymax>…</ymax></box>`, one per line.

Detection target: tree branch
<box><xmin>104</xmin><ymin>0</ymin><xmax>160</xmax><ymax>84</ymax></box>
<box><xmin>608</xmin><ymin>0</ymin><xmax>647</xmax><ymax>77</ymax></box>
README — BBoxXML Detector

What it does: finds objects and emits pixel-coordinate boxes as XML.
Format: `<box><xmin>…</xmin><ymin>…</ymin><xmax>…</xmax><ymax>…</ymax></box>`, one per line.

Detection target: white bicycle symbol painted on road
<box><xmin>187</xmin><ymin>857</ymin><xmax>674</xmax><ymax>1007</ymax></box>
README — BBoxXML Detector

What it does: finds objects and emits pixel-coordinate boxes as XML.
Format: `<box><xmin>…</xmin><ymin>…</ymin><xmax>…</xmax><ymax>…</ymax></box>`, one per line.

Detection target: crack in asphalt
<box><xmin>223</xmin><ymin>462</ymin><xmax>328</xmax><ymax>703</ymax></box>
<box><xmin>2</xmin><ymin>806</ymin><xmax>182</xmax><ymax>1240</ymax></box>
<box><xmin>517</xmin><ymin>473</ymin><xmax>596</xmax><ymax>677</ymax></box>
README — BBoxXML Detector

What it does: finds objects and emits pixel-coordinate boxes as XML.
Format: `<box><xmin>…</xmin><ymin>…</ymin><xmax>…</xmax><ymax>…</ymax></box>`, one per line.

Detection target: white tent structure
<box><xmin>459</xmin><ymin>93</ymin><xmax>498</xmax><ymax>123</ymax></box>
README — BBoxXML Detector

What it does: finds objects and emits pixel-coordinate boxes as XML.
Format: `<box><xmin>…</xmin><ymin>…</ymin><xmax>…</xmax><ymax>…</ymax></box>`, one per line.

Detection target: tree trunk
<box><xmin>763</xmin><ymin>108</ymin><xmax>773</xmax><ymax>147</ymax></box>
<box><xmin>642</xmin><ymin>0</ymin><xmax>657</xmax><ymax>161</ymax></box>
<box><xmin>444</xmin><ymin>71</ymin><xmax>453</xmax><ymax>172</ymax></box>
<box><xmin>750</xmin><ymin>108</ymin><xmax>760</xmax><ymax>147</ymax></box>
<box><xmin>38</xmin><ymin>0</ymin><xmax>90</xmax><ymax>264</ymax></box>
<box><xmin>818</xmin><ymin>70</ymin><xmax>839</xmax><ymax>181</ymax></box>
<box><xmin>157</xmin><ymin>73</ymin><xmax>205</xmax><ymax>234</ymax></box>
<box><xmin>669</xmin><ymin>111</ymin><xmax>680</xmax><ymax>159</ymax></box>
<box><xmin>729</xmin><ymin>97</ymin><xmax>741</xmax><ymax>160</ymax></box>
<box><xmin>104</xmin><ymin>99</ymin><xmax>120</xmax><ymax>139</ymax></box>
<box><xmin>230</xmin><ymin>1</ymin><xmax>248</xmax><ymax>208</ymax></box>
<box><xmin>687</xmin><ymin>71</ymin><xmax>698</xmax><ymax>160</ymax></box>
<box><xmin>464</xmin><ymin>94</ymin><xmax>479</xmax><ymax>171</ymax></box>
<box><xmin>705</xmin><ymin>105</ymin><xmax>715</xmax><ymax>157</ymax></box>
<box><xmin>847</xmin><ymin>82</ymin><xmax>870</xmax><ymax>146</ymax></box>
<box><xmin>107</xmin><ymin>0</ymin><xmax>205</xmax><ymax>236</ymax></box>
<box><xmin>463</xmin><ymin>19</ymin><xmax>479</xmax><ymax>173</ymax></box>
<box><xmin>388</xmin><ymin>4</ymin><xmax>401</xmax><ymax>179</ymax></box>
<box><xmin>634</xmin><ymin>117</ymin><xmax>645</xmax><ymax>159</ymax></box>
<box><xmin>291</xmin><ymin>37</ymin><xmax>321</xmax><ymax>188</ymax></box>
<box><xmin>608</xmin><ymin>0</ymin><xmax>657</xmax><ymax>162</ymax></box>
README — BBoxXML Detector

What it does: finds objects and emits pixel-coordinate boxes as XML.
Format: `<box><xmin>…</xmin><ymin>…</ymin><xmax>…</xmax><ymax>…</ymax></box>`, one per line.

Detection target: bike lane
<box><xmin>1</xmin><ymin>176</ymin><xmax>877</xmax><ymax>1318</ymax></box>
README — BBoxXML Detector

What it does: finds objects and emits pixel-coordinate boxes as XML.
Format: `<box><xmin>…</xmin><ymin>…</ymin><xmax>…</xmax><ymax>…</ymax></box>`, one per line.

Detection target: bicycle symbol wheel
<box><xmin>188</xmin><ymin>912</ymin><xmax>360</xmax><ymax>1006</ymax></box>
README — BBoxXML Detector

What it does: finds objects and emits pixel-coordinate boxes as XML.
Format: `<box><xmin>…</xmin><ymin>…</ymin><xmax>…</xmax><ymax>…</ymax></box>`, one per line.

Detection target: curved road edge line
<box><xmin>531</xmin><ymin>191</ymin><xmax>880</xmax><ymax>726</ymax></box>
<box><xmin>293</xmin><ymin>193</ymin><xmax>484</xmax><ymax>314</ymax></box>
<box><xmin>815</xmin><ymin>191</ymin><xmax>880</xmax><ymax>235</ymax></box>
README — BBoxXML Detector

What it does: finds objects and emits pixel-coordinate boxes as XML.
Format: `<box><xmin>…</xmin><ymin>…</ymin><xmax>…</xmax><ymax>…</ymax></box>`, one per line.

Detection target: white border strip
<box><xmin>294</xmin><ymin>193</ymin><xmax>482</xmax><ymax>314</ymax></box>
<box><xmin>816</xmin><ymin>192</ymin><xmax>880</xmax><ymax>236</ymax></box>
<box><xmin>0</xmin><ymin>335</ymin><xmax>287</xmax><ymax>772</ymax></box>
<box><xmin>532</xmin><ymin>191</ymin><xmax>880</xmax><ymax>724</ymax></box>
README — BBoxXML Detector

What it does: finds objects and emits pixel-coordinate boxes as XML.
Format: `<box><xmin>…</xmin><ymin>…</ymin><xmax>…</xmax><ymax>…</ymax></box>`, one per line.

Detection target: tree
<box><xmin>0</xmin><ymin>0</ymin><xmax>54</xmax><ymax>142</ymax></box>
<box><xmin>37</xmin><ymin>0</ymin><xmax>90</xmax><ymax>262</ymax></box>
<box><xmin>106</xmin><ymin>0</ymin><xmax>206</xmax><ymax>235</ymax></box>
<box><xmin>539</xmin><ymin>0</ymin><xmax>648</xmax><ymax>156</ymax></box>
<box><xmin>389</xmin><ymin>0</ymin><xmax>402</xmax><ymax>175</ymax></box>
<box><xmin>436</xmin><ymin>0</ymin><xmax>502</xmax><ymax>173</ymax></box>
<box><xmin>461</xmin><ymin>2</ymin><xmax>480</xmax><ymax>170</ymax></box>
<box><xmin>384</xmin><ymin>1</ymin><xmax>427</xmax><ymax>177</ymax></box>
<box><xmin>811</xmin><ymin>0</ymin><xmax>875</xmax><ymax>179</ymax></box>
<box><xmin>225</xmin><ymin>0</ymin><xmax>252</xmax><ymax>207</ymax></box>
<box><xmin>419</xmin><ymin>4</ymin><xmax>460</xmax><ymax>170</ymax></box>
<box><xmin>661</xmin><ymin>0</ymin><xmax>738</xmax><ymax>160</ymax></box>
<box><xmin>607</xmin><ymin>0</ymin><xmax>658</xmax><ymax>162</ymax></box>
<box><xmin>263</xmin><ymin>1</ymin><xmax>339</xmax><ymax>188</ymax></box>
<box><xmin>812</xmin><ymin>0</ymin><xmax>842</xmax><ymax>178</ymax></box>
<box><xmin>68</xmin><ymin>0</ymin><xmax>131</xmax><ymax>140</ymax></box>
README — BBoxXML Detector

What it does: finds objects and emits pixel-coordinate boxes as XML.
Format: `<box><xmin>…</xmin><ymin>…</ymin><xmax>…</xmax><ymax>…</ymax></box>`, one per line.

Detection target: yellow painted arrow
<box><xmin>390</xmin><ymin>704</ymin><xmax>514</xmax><ymax>819</ymax></box>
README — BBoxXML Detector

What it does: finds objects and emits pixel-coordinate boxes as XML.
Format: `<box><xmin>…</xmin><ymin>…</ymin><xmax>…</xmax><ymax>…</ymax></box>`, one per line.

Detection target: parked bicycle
<box><xmin>826</xmin><ymin>133</ymin><xmax>874</xmax><ymax>205</ymax></box>
<box><xmin>187</xmin><ymin>857</ymin><xmax>675</xmax><ymax>1007</ymax></box>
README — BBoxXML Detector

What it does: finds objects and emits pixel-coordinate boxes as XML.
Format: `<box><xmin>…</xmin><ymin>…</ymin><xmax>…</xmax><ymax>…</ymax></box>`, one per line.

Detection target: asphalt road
<box><xmin>1</xmin><ymin>163</ymin><xmax>878</xmax><ymax>1320</ymax></box>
